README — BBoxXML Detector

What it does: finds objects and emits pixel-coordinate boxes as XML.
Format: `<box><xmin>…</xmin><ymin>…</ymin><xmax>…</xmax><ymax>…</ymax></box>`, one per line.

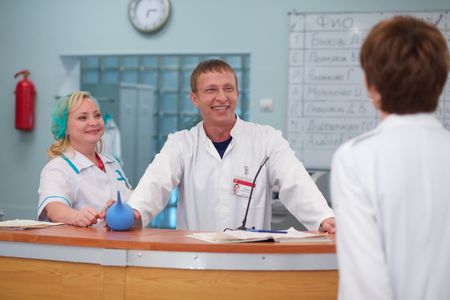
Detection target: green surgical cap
<box><xmin>51</xmin><ymin>91</ymin><xmax>99</xmax><ymax>140</ymax></box>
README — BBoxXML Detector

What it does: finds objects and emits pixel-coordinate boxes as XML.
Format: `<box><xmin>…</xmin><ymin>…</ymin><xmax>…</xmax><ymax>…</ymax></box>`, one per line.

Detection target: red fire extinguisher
<box><xmin>14</xmin><ymin>69</ymin><xmax>36</xmax><ymax>131</ymax></box>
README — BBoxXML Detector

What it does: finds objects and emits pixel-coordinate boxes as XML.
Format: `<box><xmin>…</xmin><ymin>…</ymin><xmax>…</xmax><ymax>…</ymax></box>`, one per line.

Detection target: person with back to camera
<box><xmin>101</xmin><ymin>59</ymin><xmax>335</xmax><ymax>233</ymax></box>
<box><xmin>38</xmin><ymin>91</ymin><xmax>132</xmax><ymax>227</ymax></box>
<box><xmin>331</xmin><ymin>16</ymin><xmax>450</xmax><ymax>299</ymax></box>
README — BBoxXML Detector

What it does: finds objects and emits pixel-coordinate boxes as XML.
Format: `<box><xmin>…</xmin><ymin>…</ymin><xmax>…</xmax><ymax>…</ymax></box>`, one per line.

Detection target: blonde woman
<box><xmin>38</xmin><ymin>91</ymin><xmax>132</xmax><ymax>227</ymax></box>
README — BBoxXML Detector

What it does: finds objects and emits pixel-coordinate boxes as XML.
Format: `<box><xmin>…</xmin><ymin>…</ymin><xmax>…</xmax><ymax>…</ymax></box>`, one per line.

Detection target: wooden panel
<box><xmin>0</xmin><ymin>257</ymin><xmax>126</xmax><ymax>300</ymax></box>
<box><xmin>125</xmin><ymin>267</ymin><xmax>338</xmax><ymax>300</ymax></box>
<box><xmin>0</xmin><ymin>257</ymin><xmax>64</xmax><ymax>300</ymax></box>
<box><xmin>0</xmin><ymin>257</ymin><xmax>337</xmax><ymax>300</ymax></box>
<box><xmin>103</xmin><ymin>266</ymin><xmax>127</xmax><ymax>300</ymax></box>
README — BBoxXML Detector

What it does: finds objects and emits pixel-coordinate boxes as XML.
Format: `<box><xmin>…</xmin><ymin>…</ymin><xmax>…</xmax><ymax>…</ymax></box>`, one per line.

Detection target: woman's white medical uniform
<box><xmin>331</xmin><ymin>114</ymin><xmax>450</xmax><ymax>300</ymax></box>
<box><xmin>38</xmin><ymin>150</ymin><xmax>132</xmax><ymax>221</ymax></box>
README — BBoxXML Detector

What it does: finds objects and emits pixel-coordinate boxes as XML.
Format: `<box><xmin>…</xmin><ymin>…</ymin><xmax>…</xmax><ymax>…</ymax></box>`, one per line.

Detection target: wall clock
<box><xmin>128</xmin><ymin>0</ymin><xmax>170</xmax><ymax>33</ymax></box>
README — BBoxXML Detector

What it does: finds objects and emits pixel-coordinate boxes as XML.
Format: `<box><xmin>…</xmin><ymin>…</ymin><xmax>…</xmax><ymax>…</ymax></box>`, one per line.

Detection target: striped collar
<box><xmin>61</xmin><ymin>150</ymin><xmax>115</xmax><ymax>173</ymax></box>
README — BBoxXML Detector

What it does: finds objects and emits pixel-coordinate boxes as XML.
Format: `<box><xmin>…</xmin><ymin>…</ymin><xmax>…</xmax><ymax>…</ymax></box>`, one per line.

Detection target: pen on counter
<box><xmin>247</xmin><ymin>229</ymin><xmax>288</xmax><ymax>234</ymax></box>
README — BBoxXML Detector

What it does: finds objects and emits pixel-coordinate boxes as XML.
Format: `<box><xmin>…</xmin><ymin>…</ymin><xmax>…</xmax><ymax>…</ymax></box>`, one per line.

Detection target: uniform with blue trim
<box><xmin>38</xmin><ymin>150</ymin><xmax>132</xmax><ymax>221</ymax></box>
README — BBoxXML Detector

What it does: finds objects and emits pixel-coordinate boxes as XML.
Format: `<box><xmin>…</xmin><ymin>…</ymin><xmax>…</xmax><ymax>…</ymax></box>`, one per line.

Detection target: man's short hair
<box><xmin>190</xmin><ymin>59</ymin><xmax>238</xmax><ymax>92</ymax></box>
<box><xmin>360</xmin><ymin>16</ymin><xmax>450</xmax><ymax>114</ymax></box>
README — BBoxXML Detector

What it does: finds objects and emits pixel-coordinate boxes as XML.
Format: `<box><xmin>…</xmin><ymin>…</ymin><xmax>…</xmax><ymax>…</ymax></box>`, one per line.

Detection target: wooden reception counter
<box><xmin>0</xmin><ymin>225</ymin><xmax>337</xmax><ymax>299</ymax></box>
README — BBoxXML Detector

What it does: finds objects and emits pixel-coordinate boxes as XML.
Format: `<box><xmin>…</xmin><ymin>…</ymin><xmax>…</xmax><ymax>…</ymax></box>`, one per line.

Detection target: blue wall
<box><xmin>1</xmin><ymin>0</ymin><xmax>449</xmax><ymax>219</ymax></box>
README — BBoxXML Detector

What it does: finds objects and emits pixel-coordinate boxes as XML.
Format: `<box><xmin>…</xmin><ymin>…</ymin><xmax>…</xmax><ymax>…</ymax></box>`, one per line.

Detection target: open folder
<box><xmin>187</xmin><ymin>227</ymin><xmax>330</xmax><ymax>243</ymax></box>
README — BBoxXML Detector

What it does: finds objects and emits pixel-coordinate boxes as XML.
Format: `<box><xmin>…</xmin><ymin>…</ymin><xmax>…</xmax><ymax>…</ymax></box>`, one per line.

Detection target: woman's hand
<box><xmin>98</xmin><ymin>199</ymin><xmax>115</xmax><ymax>229</ymax></box>
<box><xmin>98</xmin><ymin>199</ymin><xmax>115</xmax><ymax>219</ymax></box>
<box><xmin>69</xmin><ymin>207</ymin><xmax>99</xmax><ymax>227</ymax></box>
<box><xmin>45</xmin><ymin>202</ymin><xmax>99</xmax><ymax>227</ymax></box>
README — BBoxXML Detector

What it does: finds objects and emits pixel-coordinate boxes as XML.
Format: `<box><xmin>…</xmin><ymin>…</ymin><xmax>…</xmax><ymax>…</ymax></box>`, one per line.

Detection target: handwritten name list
<box><xmin>287</xmin><ymin>11</ymin><xmax>450</xmax><ymax>169</ymax></box>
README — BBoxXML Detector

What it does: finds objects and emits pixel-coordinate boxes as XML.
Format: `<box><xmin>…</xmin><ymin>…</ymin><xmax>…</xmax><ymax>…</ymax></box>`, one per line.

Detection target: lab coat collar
<box><xmin>198</xmin><ymin>115</ymin><xmax>242</xmax><ymax>160</ymax></box>
<box><xmin>198</xmin><ymin>114</ymin><xmax>243</xmax><ymax>144</ymax></box>
<box><xmin>61</xmin><ymin>149</ymin><xmax>115</xmax><ymax>172</ymax></box>
<box><xmin>230</xmin><ymin>115</ymin><xmax>243</xmax><ymax>140</ymax></box>
<box><xmin>379</xmin><ymin>113</ymin><xmax>441</xmax><ymax>130</ymax></box>
<box><xmin>98</xmin><ymin>153</ymin><xmax>116</xmax><ymax>164</ymax></box>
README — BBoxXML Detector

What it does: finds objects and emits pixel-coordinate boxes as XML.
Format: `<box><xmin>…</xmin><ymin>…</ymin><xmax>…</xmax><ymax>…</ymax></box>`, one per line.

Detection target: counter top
<box><xmin>0</xmin><ymin>225</ymin><xmax>335</xmax><ymax>253</ymax></box>
<box><xmin>0</xmin><ymin>225</ymin><xmax>336</xmax><ymax>270</ymax></box>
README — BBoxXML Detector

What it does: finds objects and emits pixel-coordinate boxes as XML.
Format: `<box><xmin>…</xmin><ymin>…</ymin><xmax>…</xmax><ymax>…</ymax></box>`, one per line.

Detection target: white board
<box><xmin>287</xmin><ymin>11</ymin><xmax>450</xmax><ymax>169</ymax></box>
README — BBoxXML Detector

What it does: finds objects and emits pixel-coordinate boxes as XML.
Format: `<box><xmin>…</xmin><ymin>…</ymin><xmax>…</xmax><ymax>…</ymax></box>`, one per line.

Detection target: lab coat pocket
<box><xmin>233</xmin><ymin>158</ymin><xmax>268</xmax><ymax>209</ymax></box>
<box><xmin>238</xmin><ymin>184</ymin><xmax>266</xmax><ymax>209</ymax></box>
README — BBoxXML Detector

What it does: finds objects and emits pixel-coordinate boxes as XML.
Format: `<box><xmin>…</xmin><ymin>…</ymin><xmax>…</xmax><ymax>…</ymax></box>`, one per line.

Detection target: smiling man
<box><xmin>125</xmin><ymin>59</ymin><xmax>335</xmax><ymax>232</ymax></box>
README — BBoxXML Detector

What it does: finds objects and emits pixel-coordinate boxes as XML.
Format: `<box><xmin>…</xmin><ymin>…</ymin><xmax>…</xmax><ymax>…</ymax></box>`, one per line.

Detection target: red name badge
<box><xmin>233</xmin><ymin>178</ymin><xmax>255</xmax><ymax>198</ymax></box>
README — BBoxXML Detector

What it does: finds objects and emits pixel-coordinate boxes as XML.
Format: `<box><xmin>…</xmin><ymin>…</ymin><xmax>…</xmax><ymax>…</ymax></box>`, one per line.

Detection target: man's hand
<box><xmin>132</xmin><ymin>209</ymin><xmax>141</xmax><ymax>222</ymax></box>
<box><xmin>98</xmin><ymin>199</ymin><xmax>115</xmax><ymax>229</ymax></box>
<box><xmin>319</xmin><ymin>217</ymin><xmax>336</xmax><ymax>234</ymax></box>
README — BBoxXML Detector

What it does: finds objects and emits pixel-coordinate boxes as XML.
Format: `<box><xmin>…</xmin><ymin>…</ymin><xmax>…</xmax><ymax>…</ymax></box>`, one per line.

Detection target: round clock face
<box><xmin>128</xmin><ymin>0</ymin><xmax>170</xmax><ymax>33</ymax></box>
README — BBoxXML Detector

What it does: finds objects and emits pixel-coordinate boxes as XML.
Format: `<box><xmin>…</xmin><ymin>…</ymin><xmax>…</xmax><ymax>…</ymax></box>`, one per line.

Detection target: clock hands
<box><xmin>146</xmin><ymin>9</ymin><xmax>158</xmax><ymax>18</ymax></box>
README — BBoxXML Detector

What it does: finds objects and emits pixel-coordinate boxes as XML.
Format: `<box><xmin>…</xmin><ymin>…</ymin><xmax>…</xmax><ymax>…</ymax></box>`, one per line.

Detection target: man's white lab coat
<box><xmin>128</xmin><ymin>118</ymin><xmax>334</xmax><ymax>231</ymax></box>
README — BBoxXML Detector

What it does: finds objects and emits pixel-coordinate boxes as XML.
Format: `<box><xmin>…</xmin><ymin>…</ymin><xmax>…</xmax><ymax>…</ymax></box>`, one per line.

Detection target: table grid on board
<box><xmin>287</xmin><ymin>11</ymin><xmax>450</xmax><ymax>169</ymax></box>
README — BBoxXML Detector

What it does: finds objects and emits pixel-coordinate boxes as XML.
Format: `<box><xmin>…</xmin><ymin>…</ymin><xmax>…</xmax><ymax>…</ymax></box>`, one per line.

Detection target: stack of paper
<box><xmin>187</xmin><ymin>227</ymin><xmax>329</xmax><ymax>243</ymax></box>
<box><xmin>0</xmin><ymin>219</ymin><xmax>64</xmax><ymax>229</ymax></box>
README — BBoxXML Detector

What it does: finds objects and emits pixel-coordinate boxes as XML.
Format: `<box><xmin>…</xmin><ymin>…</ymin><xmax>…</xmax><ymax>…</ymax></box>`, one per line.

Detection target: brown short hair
<box><xmin>360</xmin><ymin>16</ymin><xmax>450</xmax><ymax>114</ymax></box>
<box><xmin>190</xmin><ymin>59</ymin><xmax>238</xmax><ymax>92</ymax></box>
